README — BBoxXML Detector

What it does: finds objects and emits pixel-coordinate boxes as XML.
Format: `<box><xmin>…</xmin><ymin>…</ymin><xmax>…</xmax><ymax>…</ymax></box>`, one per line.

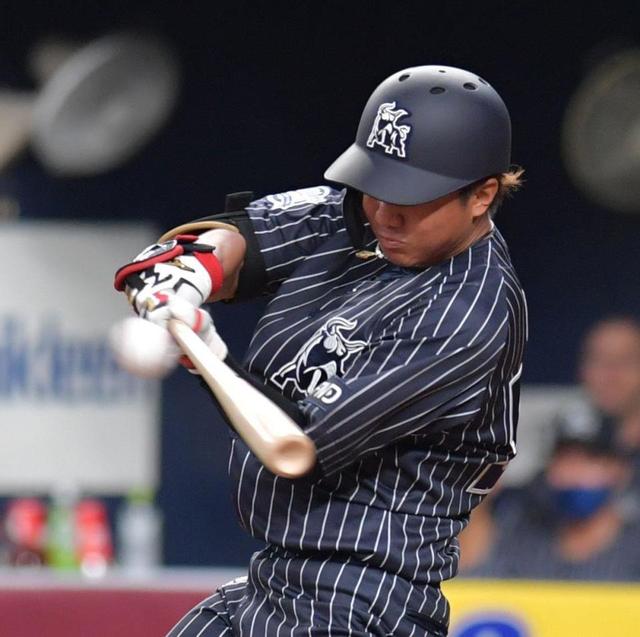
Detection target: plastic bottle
<box><xmin>76</xmin><ymin>498</ymin><xmax>113</xmax><ymax>578</ymax></box>
<box><xmin>45</xmin><ymin>484</ymin><xmax>79</xmax><ymax>570</ymax></box>
<box><xmin>116</xmin><ymin>489</ymin><xmax>162</xmax><ymax>573</ymax></box>
<box><xmin>5</xmin><ymin>498</ymin><xmax>47</xmax><ymax>567</ymax></box>
<box><xmin>0</xmin><ymin>510</ymin><xmax>10</xmax><ymax>566</ymax></box>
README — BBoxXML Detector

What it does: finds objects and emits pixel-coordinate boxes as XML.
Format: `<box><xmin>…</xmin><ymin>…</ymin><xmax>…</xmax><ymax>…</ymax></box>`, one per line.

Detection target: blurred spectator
<box><xmin>578</xmin><ymin>317</ymin><xmax>640</xmax><ymax>454</ymax></box>
<box><xmin>458</xmin><ymin>488</ymin><xmax>502</xmax><ymax>575</ymax></box>
<box><xmin>458</xmin><ymin>484</ymin><xmax>524</xmax><ymax>577</ymax></box>
<box><xmin>459</xmin><ymin>424</ymin><xmax>640</xmax><ymax>580</ymax></box>
<box><xmin>459</xmin><ymin>317</ymin><xmax>640</xmax><ymax>580</ymax></box>
<box><xmin>553</xmin><ymin>317</ymin><xmax>640</xmax><ymax>496</ymax></box>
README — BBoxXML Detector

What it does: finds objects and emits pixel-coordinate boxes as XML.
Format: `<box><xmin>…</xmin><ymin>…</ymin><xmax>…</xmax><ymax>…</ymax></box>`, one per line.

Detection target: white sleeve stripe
<box><xmin>467</xmin><ymin>277</ymin><xmax>505</xmax><ymax>346</ymax></box>
<box><xmin>307</xmin><ymin>306</ymin><xmax>508</xmax><ymax>434</ymax></box>
<box><xmin>264</xmin><ymin>242</ymin><xmax>351</xmax><ymax>272</ymax></box>
<box><xmin>432</xmin><ymin>268</ymin><xmax>470</xmax><ymax>337</ymax></box>
<box><xmin>261</xmin><ymin>232</ymin><xmax>329</xmax><ymax>253</ymax></box>
<box><xmin>283</xmin><ymin>270</ymin><xmax>328</xmax><ymax>283</ymax></box>
<box><xmin>436</xmin><ymin>243</ymin><xmax>493</xmax><ymax>355</ymax></box>
<box><xmin>253</xmin><ymin>214</ymin><xmax>340</xmax><ymax>234</ymax></box>
<box><xmin>307</xmin><ymin>311</ymin><xmax>508</xmax><ymax>438</ymax></box>
<box><xmin>371</xmin><ymin>372</ymin><xmax>494</xmax><ymax>436</ymax></box>
<box><xmin>265</xmin><ymin>261</ymin><xmax>387</xmax><ymax>308</ymax></box>
<box><xmin>328</xmin><ymin>366</ymin><xmax>498</xmax><ymax>461</ymax></box>
<box><xmin>265</xmin><ymin>254</ymin><xmax>307</xmax><ymax>272</ymax></box>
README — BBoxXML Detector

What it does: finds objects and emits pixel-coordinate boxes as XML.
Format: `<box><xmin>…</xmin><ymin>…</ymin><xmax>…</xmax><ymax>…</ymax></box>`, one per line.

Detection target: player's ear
<box><xmin>470</xmin><ymin>178</ymin><xmax>499</xmax><ymax>219</ymax></box>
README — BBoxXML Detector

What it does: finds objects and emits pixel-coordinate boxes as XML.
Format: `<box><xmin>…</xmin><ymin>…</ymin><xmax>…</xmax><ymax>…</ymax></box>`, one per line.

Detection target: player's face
<box><xmin>361</xmin><ymin>179</ymin><xmax>498</xmax><ymax>268</ymax></box>
<box><xmin>579</xmin><ymin>321</ymin><xmax>640</xmax><ymax>417</ymax></box>
<box><xmin>546</xmin><ymin>447</ymin><xmax>626</xmax><ymax>492</ymax></box>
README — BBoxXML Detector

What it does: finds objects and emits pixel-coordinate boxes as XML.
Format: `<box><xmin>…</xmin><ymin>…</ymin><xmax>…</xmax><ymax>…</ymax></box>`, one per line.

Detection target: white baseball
<box><xmin>109</xmin><ymin>317</ymin><xmax>179</xmax><ymax>378</ymax></box>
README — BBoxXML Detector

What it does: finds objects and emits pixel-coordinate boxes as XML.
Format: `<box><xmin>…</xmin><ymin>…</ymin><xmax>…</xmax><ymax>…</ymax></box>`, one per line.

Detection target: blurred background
<box><xmin>1</xmin><ymin>1</ymin><xmax>640</xmax><ymax>635</ymax></box>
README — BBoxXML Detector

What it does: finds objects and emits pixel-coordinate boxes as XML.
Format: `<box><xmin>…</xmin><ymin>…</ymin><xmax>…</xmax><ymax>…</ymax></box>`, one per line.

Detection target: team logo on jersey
<box><xmin>261</xmin><ymin>186</ymin><xmax>336</xmax><ymax>211</ymax></box>
<box><xmin>271</xmin><ymin>317</ymin><xmax>367</xmax><ymax>397</ymax></box>
<box><xmin>312</xmin><ymin>381</ymin><xmax>342</xmax><ymax>404</ymax></box>
<box><xmin>366</xmin><ymin>101</ymin><xmax>412</xmax><ymax>158</ymax></box>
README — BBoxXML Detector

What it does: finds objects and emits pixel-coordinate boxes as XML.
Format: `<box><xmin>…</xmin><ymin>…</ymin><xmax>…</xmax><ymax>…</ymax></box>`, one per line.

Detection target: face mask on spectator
<box><xmin>551</xmin><ymin>487</ymin><xmax>613</xmax><ymax>521</ymax></box>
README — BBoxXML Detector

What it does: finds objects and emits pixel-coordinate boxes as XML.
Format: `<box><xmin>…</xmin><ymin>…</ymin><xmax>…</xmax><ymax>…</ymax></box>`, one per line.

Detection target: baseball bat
<box><xmin>167</xmin><ymin>319</ymin><xmax>316</xmax><ymax>478</ymax></box>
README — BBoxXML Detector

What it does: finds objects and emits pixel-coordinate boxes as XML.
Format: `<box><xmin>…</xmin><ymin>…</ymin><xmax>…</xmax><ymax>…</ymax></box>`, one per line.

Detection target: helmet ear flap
<box><xmin>343</xmin><ymin>188</ymin><xmax>367</xmax><ymax>250</ymax></box>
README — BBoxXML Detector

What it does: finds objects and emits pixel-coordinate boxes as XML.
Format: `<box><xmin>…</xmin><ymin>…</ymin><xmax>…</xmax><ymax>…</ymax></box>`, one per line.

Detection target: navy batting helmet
<box><xmin>325</xmin><ymin>65</ymin><xmax>511</xmax><ymax>206</ymax></box>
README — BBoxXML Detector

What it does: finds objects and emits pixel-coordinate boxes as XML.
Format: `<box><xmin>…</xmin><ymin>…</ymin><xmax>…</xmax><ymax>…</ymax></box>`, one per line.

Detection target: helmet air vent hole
<box><xmin>478</xmin><ymin>77</ymin><xmax>488</xmax><ymax>85</ymax></box>
<box><xmin>398</xmin><ymin>73</ymin><xmax>410</xmax><ymax>82</ymax></box>
<box><xmin>430</xmin><ymin>86</ymin><xmax>445</xmax><ymax>94</ymax></box>
<box><xmin>438</xmin><ymin>69</ymin><xmax>446</xmax><ymax>73</ymax></box>
<box><xmin>463</xmin><ymin>82</ymin><xmax>478</xmax><ymax>90</ymax></box>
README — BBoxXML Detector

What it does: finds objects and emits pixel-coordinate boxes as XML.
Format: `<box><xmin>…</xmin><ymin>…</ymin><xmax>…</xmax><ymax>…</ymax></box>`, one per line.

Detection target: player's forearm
<box><xmin>197</xmin><ymin>228</ymin><xmax>247</xmax><ymax>302</ymax></box>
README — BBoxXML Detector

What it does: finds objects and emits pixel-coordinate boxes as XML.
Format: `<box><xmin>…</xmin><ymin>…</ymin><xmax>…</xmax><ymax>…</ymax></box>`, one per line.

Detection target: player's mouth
<box><xmin>377</xmin><ymin>234</ymin><xmax>405</xmax><ymax>250</ymax></box>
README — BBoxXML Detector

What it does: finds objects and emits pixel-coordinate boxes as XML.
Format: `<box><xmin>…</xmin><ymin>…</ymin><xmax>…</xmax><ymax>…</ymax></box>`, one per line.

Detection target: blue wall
<box><xmin>4</xmin><ymin>1</ymin><xmax>640</xmax><ymax>565</ymax></box>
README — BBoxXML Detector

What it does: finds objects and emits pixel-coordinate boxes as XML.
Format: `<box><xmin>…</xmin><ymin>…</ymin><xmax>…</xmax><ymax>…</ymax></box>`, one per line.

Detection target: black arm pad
<box><xmin>194</xmin><ymin>209</ymin><xmax>269</xmax><ymax>301</ymax></box>
<box><xmin>197</xmin><ymin>354</ymin><xmax>306</xmax><ymax>430</ymax></box>
<box><xmin>193</xmin><ymin>190</ymin><xmax>270</xmax><ymax>301</ymax></box>
<box><xmin>225</xmin><ymin>355</ymin><xmax>306</xmax><ymax>425</ymax></box>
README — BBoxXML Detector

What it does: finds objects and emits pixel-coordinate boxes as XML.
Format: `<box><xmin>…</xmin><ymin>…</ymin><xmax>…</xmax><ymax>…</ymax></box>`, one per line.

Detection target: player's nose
<box><xmin>374</xmin><ymin>201</ymin><xmax>405</xmax><ymax>229</ymax></box>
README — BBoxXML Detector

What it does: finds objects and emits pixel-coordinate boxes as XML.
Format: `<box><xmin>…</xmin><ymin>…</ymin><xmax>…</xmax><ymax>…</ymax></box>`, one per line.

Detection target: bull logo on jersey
<box><xmin>271</xmin><ymin>317</ymin><xmax>367</xmax><ymax>396</ymax></box>
<box><xmin>366</xmin><ymin>101</ymin><xmax>412</xmax><ymax>158</ymax></box>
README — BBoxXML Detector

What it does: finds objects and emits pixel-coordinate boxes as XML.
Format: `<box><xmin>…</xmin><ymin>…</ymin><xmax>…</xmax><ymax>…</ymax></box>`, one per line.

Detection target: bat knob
<box><xmin>270</xmin><ymin>437</ymin><xmax>317</xmax><ymax>478</ymax></box>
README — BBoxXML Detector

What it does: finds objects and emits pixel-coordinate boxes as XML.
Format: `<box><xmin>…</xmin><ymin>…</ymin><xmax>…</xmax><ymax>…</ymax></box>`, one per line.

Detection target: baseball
<box><xmin>109</xmin><ymin>316</ymin><xmax>179</xmax><ymax>379</ymax></box>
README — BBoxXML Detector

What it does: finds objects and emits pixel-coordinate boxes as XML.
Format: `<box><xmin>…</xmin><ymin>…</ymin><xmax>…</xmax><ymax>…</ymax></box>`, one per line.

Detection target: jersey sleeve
<box><xmin>245</xmin><ymin>186</ymin><xmax>346</xmax><ymax>288</ymax></box>
<box><xmin>155</xmin><ymin>186</ymin><xmax>347</xmax><ymax>299</ymax></box>
<box><xmin>298</xmin><ymin>274</ymin><xmax>511</xmax><ymax>477</ymax></box>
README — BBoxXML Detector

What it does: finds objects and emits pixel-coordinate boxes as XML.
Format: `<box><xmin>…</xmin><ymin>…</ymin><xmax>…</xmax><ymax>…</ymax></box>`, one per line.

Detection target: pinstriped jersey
<box><xmin>228</xmin><ymin>185</ymin><xmax>527</xmax><ymax>629</ymax></box>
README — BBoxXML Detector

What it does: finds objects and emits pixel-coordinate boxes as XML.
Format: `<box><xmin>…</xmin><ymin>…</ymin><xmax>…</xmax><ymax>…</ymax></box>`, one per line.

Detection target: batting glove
<box><xmin>141</xmin><ymin>292</ymin><xmax>228</xmax><ymax>372</ymax></box>
<box><xmin>114</xmin><ymin>234</ymin><xmax>224</xmax><ymax>314</ymax></box>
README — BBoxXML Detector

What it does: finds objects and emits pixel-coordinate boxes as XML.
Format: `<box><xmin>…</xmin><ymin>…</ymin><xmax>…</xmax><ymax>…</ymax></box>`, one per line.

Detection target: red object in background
<box><xmin>0</xmin><ymin>588</ymin><xmax>206</xmax><ymax>637</ymax></box>
<box><xmin>5</xmin><ymin>498</ymin><xmax>47</xmax><ymax>566</ymax></box>
<box><xmin>75</xmin><ymin>499</ymin><xmax>113</xmax><ymax>575</ymax></box>
<box><xmin>0</xmin><ymin>569</ymin><xmax>238</xmax><ymax>636</ymax></box>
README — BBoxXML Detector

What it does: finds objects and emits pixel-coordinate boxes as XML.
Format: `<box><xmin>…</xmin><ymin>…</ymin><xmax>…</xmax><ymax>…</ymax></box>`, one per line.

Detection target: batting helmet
<box><xmin>325</xmin><ymin>65</ymin><xmax>511</xmax><ymax>206</ymax></box>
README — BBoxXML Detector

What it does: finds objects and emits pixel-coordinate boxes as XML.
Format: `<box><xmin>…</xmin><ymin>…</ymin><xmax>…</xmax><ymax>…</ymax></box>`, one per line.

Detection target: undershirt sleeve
<box><xmin>197</xmin><ymin>353</ymin><xmax>306</xmax><ymax>430</ymax></box>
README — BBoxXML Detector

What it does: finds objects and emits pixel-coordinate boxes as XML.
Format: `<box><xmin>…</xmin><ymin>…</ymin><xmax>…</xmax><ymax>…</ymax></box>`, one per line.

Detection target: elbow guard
<box><xmin>156</xmin><ymin>191</ymin><xmax>269</xmax><ymax>301</ymax></box>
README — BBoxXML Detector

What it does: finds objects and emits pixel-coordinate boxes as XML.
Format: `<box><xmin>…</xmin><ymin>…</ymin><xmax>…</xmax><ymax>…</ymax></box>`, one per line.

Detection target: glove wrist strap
<box><xmin>114</xmin><ymin>234</ymin><xmax>223</xmax><ymax>295</ymax></box>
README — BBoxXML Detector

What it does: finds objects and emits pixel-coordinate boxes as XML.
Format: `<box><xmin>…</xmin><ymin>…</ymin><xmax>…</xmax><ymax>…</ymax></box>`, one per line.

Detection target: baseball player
<box><xmin>116</xmin><ymin>65</ymin><xmax>527</xmax><ymax>636</ymax></box>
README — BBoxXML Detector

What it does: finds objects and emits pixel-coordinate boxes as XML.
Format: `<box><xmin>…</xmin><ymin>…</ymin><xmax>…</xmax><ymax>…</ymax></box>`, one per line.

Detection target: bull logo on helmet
<box><xmin>270</xmin><ymin>316</ymin><xmax>367</xmax><ymax>397</ymax></box>
<box><xmin>366</xmin><ymin>101</ymin><xmax>412</xmax><ymax>158</ymax></box>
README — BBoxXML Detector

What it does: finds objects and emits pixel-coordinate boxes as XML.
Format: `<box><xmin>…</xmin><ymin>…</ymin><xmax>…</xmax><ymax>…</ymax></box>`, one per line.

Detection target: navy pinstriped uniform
<box><xmin>168</xmin><ymin>186</ymin><xmax>527</xmax><ymax>636</ymax></box>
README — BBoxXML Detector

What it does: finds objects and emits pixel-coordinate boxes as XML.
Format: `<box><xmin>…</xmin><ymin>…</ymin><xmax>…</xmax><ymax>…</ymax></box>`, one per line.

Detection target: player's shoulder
<box><xmin>413</xmin><ymin>234</ymin><xmax>513</xmax><ymax>342</ymax></box>
<box><xmin>486</xmin><ymin>228</ymin><xmax>523</xmax><ymax>285</ymax></box>
<box><xmin>440</xmin><ymin>233</ymin><xmax>511</xmax><ymax>305</ymax></box>
<box><xmin>458</xmin><ymin>227</ymin><xmax>525</xmax><ymax>314</ymax></box>
<box><xmin>247</xmin><ymin>185</ymin><xmax>344</xmax><ymax>214</ymax></box>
